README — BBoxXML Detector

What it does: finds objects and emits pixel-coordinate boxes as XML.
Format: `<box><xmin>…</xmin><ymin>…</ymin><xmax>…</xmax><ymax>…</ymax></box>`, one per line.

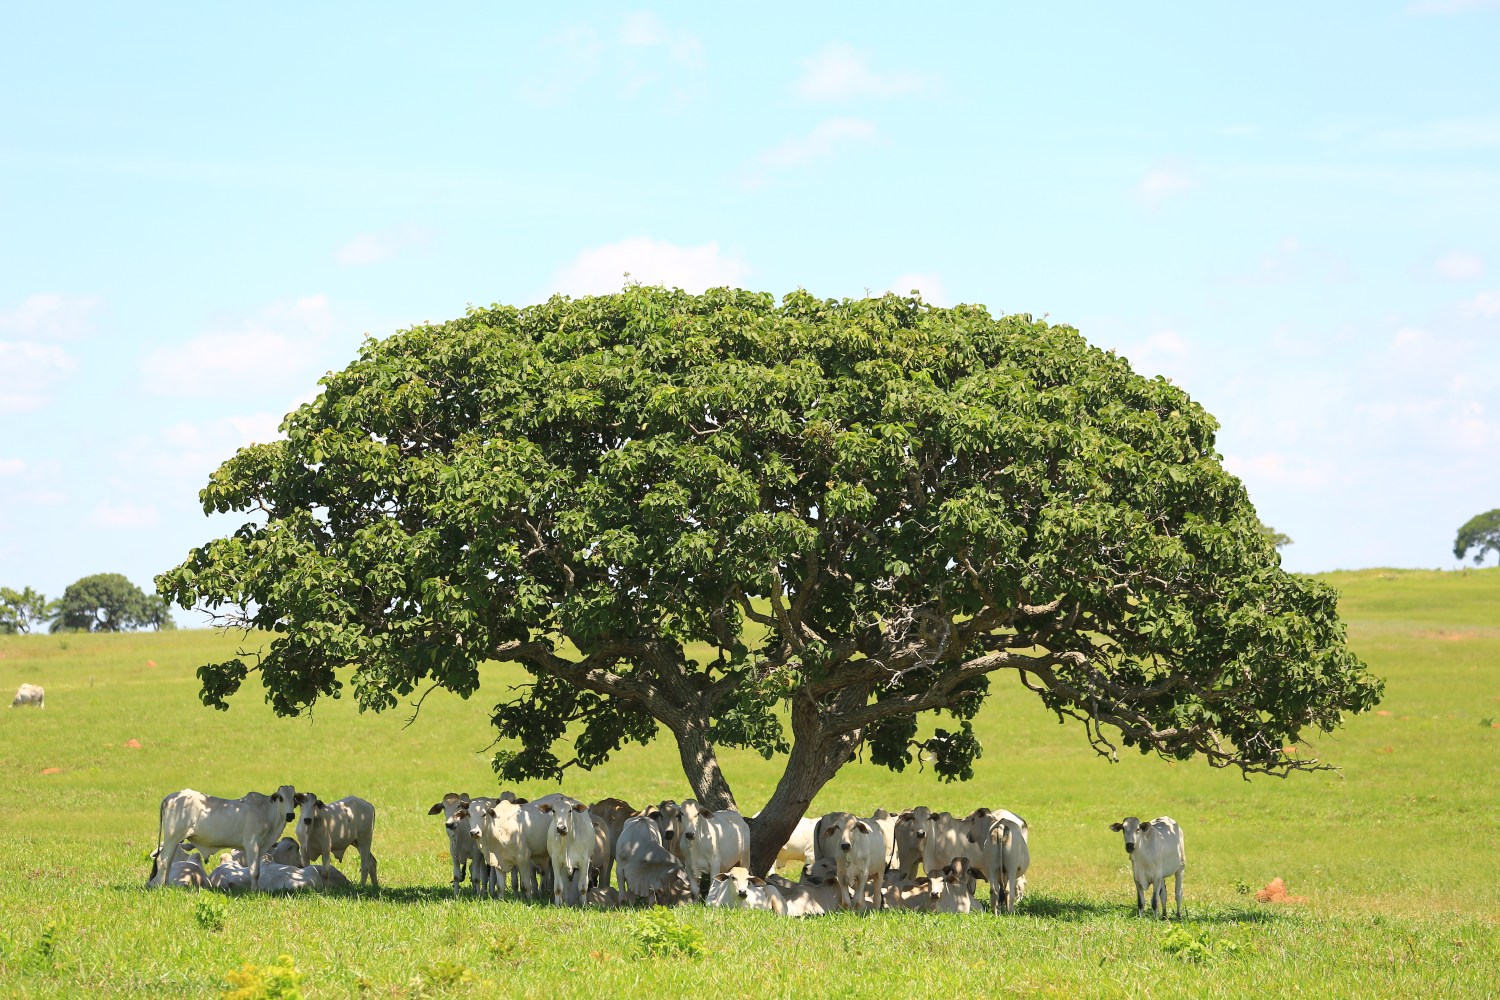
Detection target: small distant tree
<box><xmin>1260</xmin><ymin>525</ymin><xmax>1293</xmax><ymax>550</ymax></box>
<box><xmin>1454</xmin><ymin>509</ymin><xmax>1500</xmax><ymax>566</ymax></box>
<box><xmin>0</xmin><ymin>586</ymin><xmax>53</xmax><ymax>634</ymax></box>
<box><xmin>50</xmin><ymin>573</ymin><xmax>175</xmax><ymax>633</ymax></box>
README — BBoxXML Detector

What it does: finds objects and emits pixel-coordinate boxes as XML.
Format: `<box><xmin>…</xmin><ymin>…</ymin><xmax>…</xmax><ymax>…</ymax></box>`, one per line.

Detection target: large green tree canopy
<box><xmin>159</xmin><ymin>287</ymin><xmax>1380</xmax><ymax>867</ymax></box>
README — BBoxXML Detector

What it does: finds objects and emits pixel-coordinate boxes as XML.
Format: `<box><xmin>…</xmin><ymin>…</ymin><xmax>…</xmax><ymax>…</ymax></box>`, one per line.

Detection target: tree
<box><xmin>158</xmin><ymin>287</ymin><xmax>1382</xmax><ymax>874</ymax></box>
<box><xmin>0</xmin><ymin>586</ymin><xmax>53</xmax><ymax>634</ymax></box>
<box><xmin>1260</xmin><ymin>525</ymin><xmax>1293</xmax><ymax>550</ymax></box>
<box><xmin>51</xmin><ymin>573</ymin><xmax>175</xmax><ymax>633</ymax></box>
<box><xmin>1454</xmin><ymin>509</ymin><xmax>1500</xmax><ymax>566</ymax></box>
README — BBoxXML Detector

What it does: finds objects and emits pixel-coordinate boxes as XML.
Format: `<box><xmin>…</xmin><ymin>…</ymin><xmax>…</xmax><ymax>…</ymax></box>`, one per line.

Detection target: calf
<box><xmin>541</xmin><ymin>801</ymin><xmax>595</xmax><ymax>906</ymax></box>
<box><xmin>208</xmin><ymin>859</ymin><xmax>251</xmax><ymax>893</ymax></box>
<box><xmin>428</xmin><ymin>793</ymin><xmax>486</xmax><ymax>895</ymax></box>
<box><xmin>678</xmin><ymin>800</ymin><xmax>751</xmax><ymax>901</ymax></box>
<box><xmin>298</xmin><ymin>794</ymin><xmax>379</xmax><ymax>888</ymax></box>
<box><xmin>150</xmin><ymin>786</ymin><xmax>296</xmax><ymax>891</ymax></box>
<box><xmin>1110</xmin><ymin>816</ymin><xmax>1185</xmax><ymax>919</ymax></box>
<box><xmin>971</xmin><ymin>812</ymin><xmax>1029</xmax><ymax>914</ymax></box>
<box><xmin>10</xmin><ymin>683</ymin><xmax>44</xmax><ymax>708</ymax></box>
<box><xmin>890</xmin><ymin>807</ymin><xmax>935</xmax><ymax>879</ymax></box>
<box><xmin>707</xmin><ymin>866</ymin><xmax>787</xmax><ymax>914</ymax></box>
<box><xmin>821</xmin><ymin>812</ymin><xmax>886</xmax><ymax>912</ymax></box>
<box><xmin>255</xmin><ymin>862</ymin><xmax>323</xmax><ymax>893</ymax></box>
<box><xmin>165</xmin><ymin>845</ymin><xmax>209</xmax><ymax>889</ymax></box>
<box><xmin>912</xmin><ymin>865</ymin><xmax>973</xmax><ymax>914</ymax></box>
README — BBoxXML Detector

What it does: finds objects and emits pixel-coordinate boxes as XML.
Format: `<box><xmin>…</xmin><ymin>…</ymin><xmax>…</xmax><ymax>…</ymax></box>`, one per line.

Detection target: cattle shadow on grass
<box><xmin>1011</xmin><ymin>893</ymin><xmax>1288</xmax><ymax>925</ymax></box>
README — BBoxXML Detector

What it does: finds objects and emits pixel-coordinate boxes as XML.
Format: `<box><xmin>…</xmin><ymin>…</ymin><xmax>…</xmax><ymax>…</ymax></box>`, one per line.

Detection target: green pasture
<box><xmin>1</xmin><ymin>567</ymin><xmax>1496</xmax><ymax>996</ymax></box>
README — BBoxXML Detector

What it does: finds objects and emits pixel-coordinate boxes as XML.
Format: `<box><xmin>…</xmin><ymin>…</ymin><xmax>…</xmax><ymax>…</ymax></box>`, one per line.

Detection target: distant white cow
<box><xmin>428</xmin><ymin>792</ymin><xmax>485</xmax><ymax>894</ymax></box>
<box><xmin>1110</xmin><ymin>816</ymin><xmax>1186</xmax><ymax>919</ymax></box>
<box><xmin>707</xmin><ymin>866</ymin><xmax>787</xmax><ymax>914</ymax></box>
<box><xmin>678</xmin><ymin>800</ymin><xmax>751</xmax><ymax>901</ymax></box>
<box><xmin>150</xmin><ymin>786</ymin><xmax>296</xmax><ymax>891</ymax></box>
<box><xmin>297</xmin><ymin>794</ymin><xmax>378</xmax><ymax>888</ymax></box>
<box><xmin>10</xmin><ymin>683</ymin><xmax>44</xmax><ymax>708</ymax></box>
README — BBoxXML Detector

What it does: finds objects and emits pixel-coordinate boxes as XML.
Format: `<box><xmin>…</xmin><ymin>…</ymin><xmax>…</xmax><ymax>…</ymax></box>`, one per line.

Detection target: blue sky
<box><xmin>3</xmin><ymin>2</ymin><xmax>1499</xmax><ymax>613</ymax></box>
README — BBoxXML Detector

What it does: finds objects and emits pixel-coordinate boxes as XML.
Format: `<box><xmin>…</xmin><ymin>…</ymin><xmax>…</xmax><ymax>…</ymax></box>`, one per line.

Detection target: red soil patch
<box><xmin>1255</xmin><ymin>877</ymin><xmax>1307</xmax><ymax>904</ymax></box>
<box><xmin>1375</xmin><ymin>710</ymin><xmax>1392</xmax><ymax>717</ymax></box>
<box><xmin>1377</xmin><ymin>746</ymin><xmax>1395</xmax><ymax>754</ymax></box>
<box><xmin>40</xmin><ymin>767</ymin><xmax>62</xmax><ymax>775</ymax></box>
<box><xmin>123</xmin><ymin>739</ymin><xmax>142</xmax><ymax>749</ymax></box>
<box><xmin>146</xmin><ymin>660</ymin><xmax>157</xmax><ymax>668</ymax></box>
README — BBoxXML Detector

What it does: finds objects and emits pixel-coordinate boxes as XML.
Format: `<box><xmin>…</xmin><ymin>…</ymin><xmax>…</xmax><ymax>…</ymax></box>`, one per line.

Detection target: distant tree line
<box><xmin>0</xmin><ymin>573</ymin><xmax>174</xmax><ymax>634</ymax></box>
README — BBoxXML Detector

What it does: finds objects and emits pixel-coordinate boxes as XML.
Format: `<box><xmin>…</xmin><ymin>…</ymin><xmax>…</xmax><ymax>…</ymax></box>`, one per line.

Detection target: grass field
<box><xmin>1</xmin><ymin>567</ymin><xmax>1497</xmax><ymax>997</ymax></box>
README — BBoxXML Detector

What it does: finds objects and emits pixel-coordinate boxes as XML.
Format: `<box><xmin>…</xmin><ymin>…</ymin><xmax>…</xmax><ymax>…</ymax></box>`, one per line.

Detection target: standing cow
<box><xmin>678</xmin><ymin>799</ymin><xmax>751</xmax><ymax>901</ymax></box>
<box><xmin>1110</xmin><ymin>815</ymin><xmax>1186</xmax><ymax>919</ymax></box>
<box><xmin>150</xmin><ymin>786</ymin><xmax>297</xmax><ymax>891</ymax></box>
<box><xmin>296</xmin><ymin>794</ymin><xmax>379</xmax><ymax>888</ymax></box>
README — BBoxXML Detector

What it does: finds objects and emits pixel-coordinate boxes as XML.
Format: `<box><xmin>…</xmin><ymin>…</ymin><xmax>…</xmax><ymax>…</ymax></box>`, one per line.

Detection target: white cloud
<box><xmin>1433</xmin><ymin>251</ymin><xmax>1484</xmax><ymax>281</ymax></box>
<box><xmin>0</xmin><ymin>340</ymin><xmax>76</xmax><ymax>412</ymax></box>
<box><xmin>1136</xmin><ymin>160</ymin><xmax>1196</xmax><ymax>208</ymax></box>
<box><xmin>1406</xmin><ymin>0</ymin><xmax>1500</xmax><ymax>13</ymax></box>
<box><xmin>620</xmin><ymin>11</ymin><xmax>704</xmax><ymax>67</ymax></box>
<box><xmin>1229</xmin><ymin>237</ymin><xmax>1350</xmax><ymax>286</ymax></box>
<box><xmin>91</xmin><ymin>500</ymin><xmax>160</xmax><ymax>529</ymax></box>
<box><xmin>0</xmin><ymin>293</ymin><xmax>98</xmax><ymax>339</ymax></box>
<box><xmin>1120</xmin><ymin>330</ymin><xmax>1190</xmax><ymax>380</ymax></box>
<box><xmin>0</xmin><ymin>457</ymin><xmax>24</xmax><ymax>477</ymax></box>
<box><xmin>794</xmin><ymin>43</ymin><xmax>925</xmax><ymax>102</ymax></box>
<box><xmin>335</xmin><ymin>226</ymin><xmax>434</xmax><ymax>266</ymax></box>
<box><xmin>141</xmin><ymin>295</ymin><xmax>343</xmax><ymax>398</ymax></box>
<box><xmin>549</xmin><ymin>238</ymin><xmax>750</xmax><ymax>296</ymax></box>
<box><xmin>888</xmin><ymin>273</ymin><xmax>949</xmax><ymax>306</ymax></box>
<box><xmin>1459</xmin><ymin>290</ymin><xmax>1500</xmax><ymax>319</ymax></box>
<box><xmin>744</xmin><ymin>117</ymin><xmax>879</xmax><ymax>188</ymax></box>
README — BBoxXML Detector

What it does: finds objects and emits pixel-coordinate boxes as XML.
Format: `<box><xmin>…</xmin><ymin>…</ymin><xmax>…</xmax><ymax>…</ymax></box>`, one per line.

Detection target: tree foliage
<box><xmin>1453</xmin><ymin>509</ymin><xmax>1500</xmax><ymax>566</ymax></box>
<box><xmin>0</xmin><ymin>586</ymin><xmax>52</xmax><ymax>635</ymax></box>
<box><xmin>159</xmin><ymin>287</ymin><xmax>1381</xmax><ymax>864</ymax></box>
<box><xmin>51</xmin><ymin>573</ymin><xmax>174</xmax><ymax>633</ymax></box>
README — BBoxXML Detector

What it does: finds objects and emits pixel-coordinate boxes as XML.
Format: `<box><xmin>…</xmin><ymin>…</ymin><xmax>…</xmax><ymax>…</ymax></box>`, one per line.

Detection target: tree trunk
<box><xmin>744</xmin><ymin>693</ymin><xmax>864</xmax><ymax>876</ymax></box>
<box><xmin>671</xmin><ymin>723</ymin><xmax>738</xmax><ymax>811</ymax></box>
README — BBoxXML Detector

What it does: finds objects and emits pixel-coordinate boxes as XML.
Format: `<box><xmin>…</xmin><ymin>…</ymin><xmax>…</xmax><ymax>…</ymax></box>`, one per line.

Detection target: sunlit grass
<box><xmin>1</xmin><ymin>567</ymin><xmax>1497</xmax><ymax>995</ymax></box>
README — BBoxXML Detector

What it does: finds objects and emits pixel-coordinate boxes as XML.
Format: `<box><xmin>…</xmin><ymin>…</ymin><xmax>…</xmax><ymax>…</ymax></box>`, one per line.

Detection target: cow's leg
<box><xmin>154</xmin><ymin>838</ymin><xmax>180</xmax><ymax>889</ymax></box>
<box><xmin>1174</xmin><ymin>868</ymin><xmax>1183</xmax><ymax>919</ymax></box>
<box><xmin>1135</xmin><ymin>878</ymin><xmax>1146</xmax><ymax>916</ymax></box>
<box><xmin>870</xmin><ymin>868</ymin><xmax>884</xmax><ymax>911</ymax></box>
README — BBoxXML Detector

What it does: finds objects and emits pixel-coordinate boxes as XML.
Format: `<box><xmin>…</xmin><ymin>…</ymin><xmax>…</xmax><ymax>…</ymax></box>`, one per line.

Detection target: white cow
<box><xmin>971</xmin><ymin>812</ymin><xmax>1029</xmax><ymax>914</ymax></box>
<box><xmin>678</xmin><ymin>800</ymin><xmax>751</xmax><ymax>901</ymax></box>
<box><xmin>150</xmin><ymin>786</ymin><xmax>296</xmax><ymax>891</ymax></box>
<box><xmin>778</xmin><ymin>858</ymin><xmax>846</xmax><ymax>917</ymax></box>
<box><xmin>428</xmin><ymin>792</ymin><xmax>487</xmax><ymax>894</ymax></box>
<box><xmin>707</xmin><ymin>866</ymin><xmax>787</xmax><ymax>914</ymax></box>
<box><xmin>617</xmin><ymin>838</ymin><xmax>694</xmax><ymax>907</ymax></box>
<box><xmin>821</xmin><ymin>812</ymin><xmax>886</xmax><ymax>912</ymax></box>
<box><xmin>615</xmin><ymin>813</ymin><xmax>668</xmax><ymax>899</ymax></box>
<box><xmin>912</xmin><ymin>865</ymin><xmax>973</xmax><ymax>914</ymax></box>
<box><xmin>541</xmin><ymin>801</ymin><xmax>595</xmax><ymax>907</ymax></box>
<box><xmin>208</xmin><ymin>859</ymin><xmax>251</xmax><ymax>893</ymax></box>
<box><xmin>1110</xmin><ymin>816</ymin><xmax>1186</xmax><ymax>919</ymax></box>
<box><xmin>752</xmin><ymin>813</ymin><xmax>817</xmax><ymax>876</ymax></box>
<box><xmin>165</xmin><ymin>845</ymin><xmax>209</xmax><ymax>888</ymax></box>
<box><xmin>10</xmin><ymin>683</ymin><xmax>44</xmax><ymax>708</ymax></box>
<box><xmin>471</xmin><ymin>799</ymin><xmax>546</xmax><ymax>899</ymax></box>
<box><xmin>296</xmin><ymin>794</ymin><xmax>378</xmax><ymax>888</ymax></box>
<box><xmin>254</xmin><ymin>862</ymin><xmax>324</xmax><ymax>893</ymax></box>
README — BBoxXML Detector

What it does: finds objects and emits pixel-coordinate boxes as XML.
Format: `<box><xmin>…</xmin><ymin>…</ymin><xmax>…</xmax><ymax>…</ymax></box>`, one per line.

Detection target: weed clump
<box><xmin>1161</xmin><ymin>926</ymin><xmax>1240</xmax><ymax>964</ymax></box>
<box><xmin>195</xmin><ymin>893</ymin><xmax>228</xmax><ymax>932</ymax></box>
<box><xmin>633</xmin><ymin>909</ymin><xmax>705</xmax><ymax>959</ymax></box>
<box><xmin>221</xmin><ymin>954</ymin><xmax>304</xmax><ymax>999</ymax></box>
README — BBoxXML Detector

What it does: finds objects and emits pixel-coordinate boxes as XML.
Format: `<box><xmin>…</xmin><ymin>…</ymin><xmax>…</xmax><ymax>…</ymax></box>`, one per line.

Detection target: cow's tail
<box><xmin>147</xmin><ymin>797</ymin><xmax>166</xmax><ymax>885</ymax></box>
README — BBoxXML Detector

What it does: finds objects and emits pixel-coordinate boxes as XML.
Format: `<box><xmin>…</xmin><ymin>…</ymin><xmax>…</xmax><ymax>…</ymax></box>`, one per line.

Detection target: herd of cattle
<box><xmin>145</xmin><ymin>782</ymin><xmax>1189</xmax><ymax>919</ymax></box>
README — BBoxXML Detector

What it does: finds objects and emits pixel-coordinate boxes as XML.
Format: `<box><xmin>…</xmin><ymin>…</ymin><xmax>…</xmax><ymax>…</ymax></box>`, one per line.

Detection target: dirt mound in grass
<box><xmin>1255</xmin><ymin>877</ymin><xmax>1307</xmax><ymax>904</ymax></box>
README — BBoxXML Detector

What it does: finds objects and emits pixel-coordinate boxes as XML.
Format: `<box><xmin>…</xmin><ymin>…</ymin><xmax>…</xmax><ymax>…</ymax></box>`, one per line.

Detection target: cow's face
<box><xmin>896</xmin><ymin>807</ymin><xmax>930</xmax><ymax>842</ymax></box>
<box><xmin>656</xmin><ymin>801</ymin><xmax>682</xmax><ymax>842</ymax></box>
<box><xmin>272</xmin><ymin>784</ymin><xmax>297</xmax><ymax>823</ymax></box>
<box><xmin>836</xmin><ymin>816</ymin><xmax>870</xmax><ymax>853</ymax></box>
<box><xmin>428</xmin><ymin>793</ymin><xmax>469</xmax><ymax>830</ymax></box>
<box><xmin>1110</xmin><ymin>817</ymin><xmax>1145</xmax><ymax>854</ymax></box>
<box><xmin>679</xmin><ymin>800</ymin><xmax>711</xmax><ymax>842</ymax></box>
<box><xmin>804</xmin><ymin>858</ymin><xmax>838</xmax><ymax>886</ymax></box>
<box><xmin>294</xmin><ymin>793</ymin><xmax>319</xmax><ymax>831</ymax></box>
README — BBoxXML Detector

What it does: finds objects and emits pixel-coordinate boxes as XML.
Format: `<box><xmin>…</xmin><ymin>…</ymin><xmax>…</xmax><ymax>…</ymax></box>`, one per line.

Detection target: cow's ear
<box><xmin>899</xmin><ymin>810</ymin><xmax>913</xmax><ymax>819</ymax></box>
<box><xmin>292</xmin><ymin>793</ymin><xmax>306</xmax><ymax>805</ymax></box>
<box><xmin>855</xmin><ymin>821</ymin><xmax>870</xmax><ymax>833</ymax></box>
<box><xmin>572</xmin><ymin>802</ymin><xmax>587</xmax><ymax>812</ymax></box>
<box><xmin>966</xmin><ymin>832</ymin><xmax>976</xmax><ymax>844</ymax></box>
<box><xmin>701</xmin><ymin>809</ymin><xmax>715</xmax><ymax>819</ymax></box>
<box><xmin>822</xmin><ymin>826</ymin><xmax>836</xmax><ymax>837</ymax></box>
<box><xmin>484</xmin><ymin>808</ymin><xmax>496</xmax><ymax>818</ymax></box>
<box><xmin>1138</xmin><ymin>821</ymin><xmax>1152</xmax><ymax>833</ymax></box>
<box><xmin>714</xmin><ymin>873</ymin><xmax>731</xmax><ymax>882</ymax></box>
<box><xmin>974</xmin><ymin>807</ymin><xmax>991</xmax><ymax>817</ymax></box>
<box><xmin>536</xmin><ymin>803</ymin><xmax>554</xmax><ymax>814</ymax></box>
<box><xmin>429</xmin><ymin>803</ymin><xmax>445</xmax><ymax>815</ymax></box>
<box><xmin>514</xmin><ymin>797</ymin><xmax>528</xmax><ymax>805</ymax></box>
<box><xmin>459</xmin><ymin>793</ymin><xmax>470</xmax><ymax>803</ymax></box>
<box><xmin>315</xmin><ymin>799</ymin><xmax>325</xmax><ymax>810</ymax></box>
<box><xmin>455</xmin><ymin>809</ymin><xmax>469</xmax><ymax>820</ymax></box>
<box><xmin>799</xmin><ymin>864</ymin><xmax>809</xmax><ymax>879</ymax></box>
<box><xmin>750</xmin><ymin>877</ymin><xmax>766</xmax><ymax>886</ymax></box>
<box><xmin>1109</xmin><ymin>822</ymin><xmax>1124</xmax><ymax>832</ymax></box>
